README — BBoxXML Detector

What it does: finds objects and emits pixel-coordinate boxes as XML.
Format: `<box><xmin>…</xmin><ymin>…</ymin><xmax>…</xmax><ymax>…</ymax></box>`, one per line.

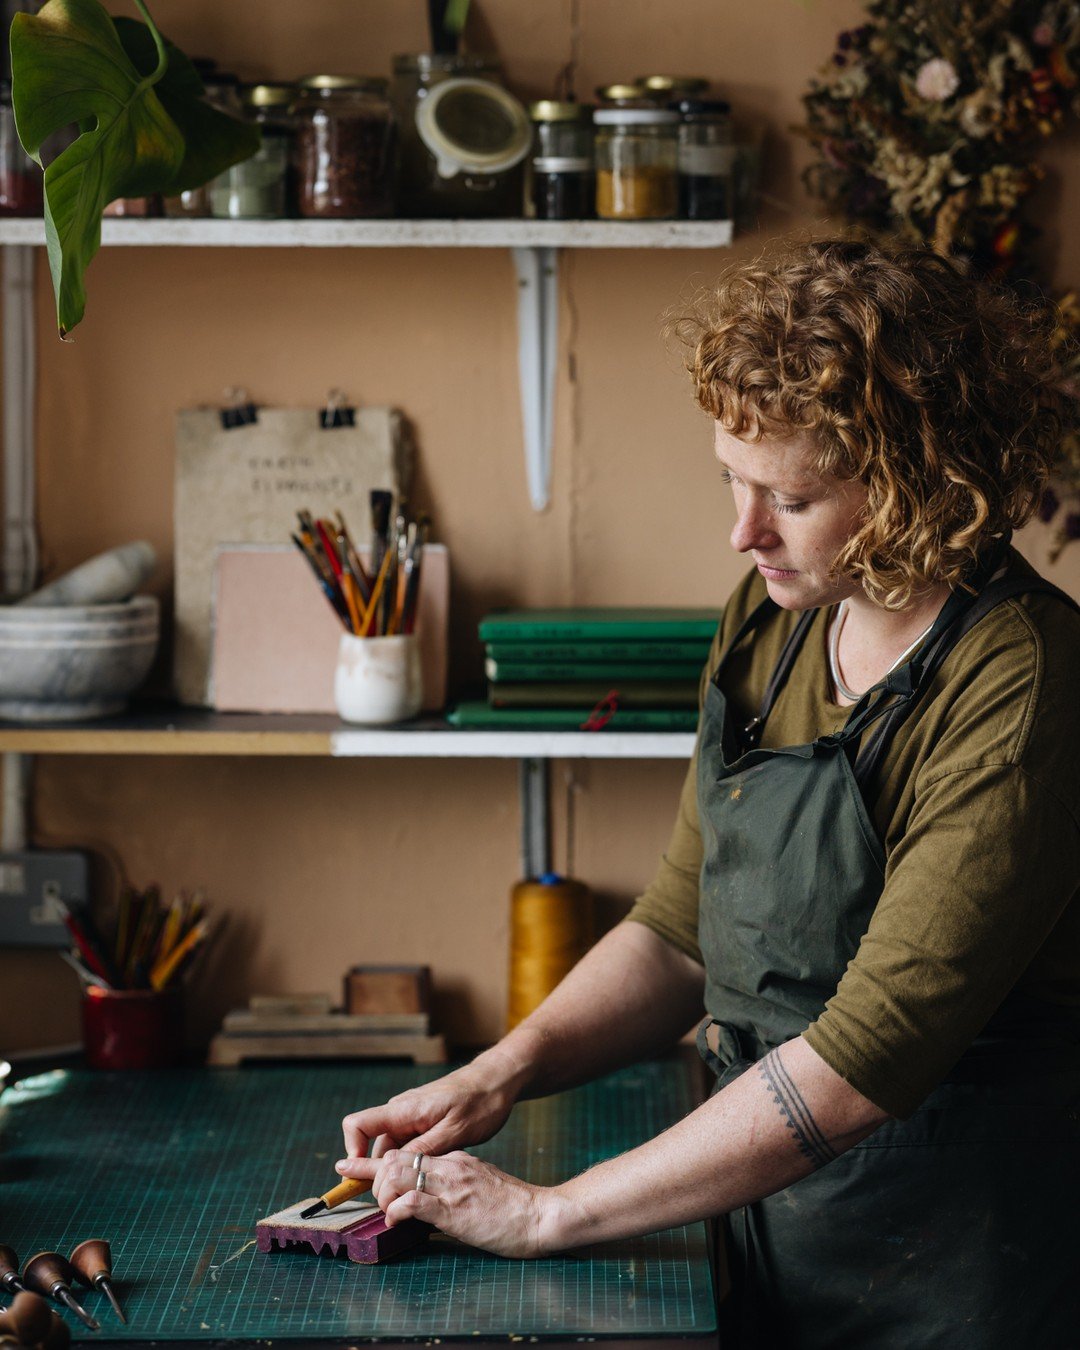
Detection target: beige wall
<box><xmin>4</xmin><ymin>0</ymin><xmax>1080</xmax><ymax>1054</ymax></box>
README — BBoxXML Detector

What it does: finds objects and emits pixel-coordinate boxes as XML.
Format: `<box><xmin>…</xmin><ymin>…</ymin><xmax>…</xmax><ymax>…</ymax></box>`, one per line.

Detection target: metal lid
<box><xmin>593</xmin><ymin>107</ymin><xmax>680</xmax><ymax>126</ymax></box>
<box><xmin>528</xmin><ymin>100</ymin><xmax>592</xmax><ymax>122</ymax></box>
<box><xmin>242</xmin><ymin>82</ymin><xmax>297</xmax><ymax>108</ymax></box>
<box><xmin>671</xmin><ymin>97</ymin><xmax>731</xmax><ymax>117</ymax></box>
<box><xmin>595</xmin><ymin>83</ymin><xmax>648</xmax><ymax>103</ymax></box>
<box><xmin>297</xmin><ymin>74</ymin><xmax>388</xmax><ymax>93</ymax></box>
<box><xmin>416</xmin><ymin>77</ymin><xmax>532</xmax><ymax>176</ymax></box>
<box><xmin>637</xmin><ymin>75</ymin><xmax>710</xmax><ymax>95</ymax></box>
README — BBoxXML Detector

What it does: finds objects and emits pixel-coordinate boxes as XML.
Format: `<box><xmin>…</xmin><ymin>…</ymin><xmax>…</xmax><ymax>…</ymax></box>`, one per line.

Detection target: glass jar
<box><xmin>528</xmin><ymin>100</ymin><xmax>594</xmax><ymax>220</ymax></box>
<box><xmin>0</xmin><ymin>81</ymin><xmax>42</xmax><ymax>216</ymax></box>
<box><xmin>293</xmin><ymin>75</ymin><xmax>395</xmax><ymax>219</ymax></box>
<box><xmin>392</xmin><ymin>54</ymin><xmax>528</xmax><ymax>217</ymax></box>
<box><xmin>674</xmin><ymin>98</ymin><xmax>734</xmax><ymax>220</ymax></box>
<box><xmin>594</xmin><ymin>108</ymin><xmax>678</xmax><ymax>220</ymax></box>
<box><xmin>210</xmin><ymin>83</ymin><xmax>295</xmax><ymax>220</ymax></box>
<box><xmin>163</xmin><ymin>73</ymin><xmax>243</xmax><ymax>218</ymax></box>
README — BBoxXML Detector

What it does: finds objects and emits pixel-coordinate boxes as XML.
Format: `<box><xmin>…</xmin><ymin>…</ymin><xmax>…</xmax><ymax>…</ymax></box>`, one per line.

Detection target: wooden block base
<box><xmin>208</xmin><ymin>1030</ymin><xmax>447</xmax><ymax>1065</ymax></box>
<box><xmin>256</xmin><ymin>1197</ymin><xmax>430</xmax><ymax>1265</ymax></box>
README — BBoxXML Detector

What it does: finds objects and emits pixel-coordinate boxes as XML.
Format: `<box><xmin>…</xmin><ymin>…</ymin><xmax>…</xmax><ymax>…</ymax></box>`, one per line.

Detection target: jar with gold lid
<box><xmin>594</xmin><ymin>82</ymin><xmax>650</xmax><ymax>107</ymax></box>
<box><xmin>210</xmin><ymin>83</ymin><xmax>296</xmax><ymax>220</ymax></box>
<box><xmin>594</xmin><ymin>107</ymin><xmax>678</xmax><ymax>220</ymax></box>
<box><xmin>163</xmin><ymin>70</ymin><xmax>243</xmax><ymax>218</ymax></box>
<box><xmin>528</xmin><ymin>100</ymin><xmax>594</xmax><ymax>220</ymax></box>
<box><xmin>293</xmin><ymin>75</ymin><xmax>395</xmax><ymax>218</ymax></box>
<box><xmin>635</xmin><ymin>75</ymin><xmax>710</xmax><ymax>102</ymax></box>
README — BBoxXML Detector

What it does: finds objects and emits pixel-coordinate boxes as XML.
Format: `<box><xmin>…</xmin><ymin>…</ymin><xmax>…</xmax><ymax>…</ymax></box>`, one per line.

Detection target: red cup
<box><xmin>81</xmin><ymin>986</ymin><xmax>184</xmax><ymax>1070</ymax></box>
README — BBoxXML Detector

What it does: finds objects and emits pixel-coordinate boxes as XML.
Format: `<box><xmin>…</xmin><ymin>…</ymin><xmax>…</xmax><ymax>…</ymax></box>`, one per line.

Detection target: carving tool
<box><xmin>0</xmin><ymin>1290</ymin><xmax>53</xmax><ymax>1344</ymax></box>
<box><xmin>69</xmin><ymin>1240</ymin><xmax>126</xmax><ymax>1324</ymax></box>
<box><xmin>0</xmin><ymin>1246</ymin><xmax>26</xmax><ymax>1296</ymax></box>
<box><xmin>22</xmin><ymin>1253</ymin><xmax>100</xmax><ymax>1331</ymax></box>
<box><xmin>298</xmin><ymin>1176</ymin><xmax>370</xmax><ymax>1220</ymax></box>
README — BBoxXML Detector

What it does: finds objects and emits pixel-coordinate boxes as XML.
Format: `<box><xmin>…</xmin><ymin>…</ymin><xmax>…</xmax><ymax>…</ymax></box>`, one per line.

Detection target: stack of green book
<box><xmin>448</xmin><ymin>608</ymin><xmax>720</xmax><ymax>731</ymax></box>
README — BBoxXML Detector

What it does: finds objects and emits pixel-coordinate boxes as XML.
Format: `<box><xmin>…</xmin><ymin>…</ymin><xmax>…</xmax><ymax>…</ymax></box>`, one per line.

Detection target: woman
<box><xmin>334</xmin><ymin>240</ymin><xmax>1080</xmax><ymax>1347</ymax></box>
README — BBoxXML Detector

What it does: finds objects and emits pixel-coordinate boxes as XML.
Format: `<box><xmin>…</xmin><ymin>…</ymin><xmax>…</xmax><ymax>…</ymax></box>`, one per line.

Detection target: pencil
<box><xmin>150</xmin><ymin>920</ymin><xmax>209</xmax><ymax>991</ymax></box>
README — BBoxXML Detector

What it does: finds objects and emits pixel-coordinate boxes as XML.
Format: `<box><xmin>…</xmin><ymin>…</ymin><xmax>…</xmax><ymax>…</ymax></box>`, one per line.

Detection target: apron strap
<box><xmin>850</xmin><ymin>572</ymin><xmax>1080</xmax><ymax>791</ymax></box>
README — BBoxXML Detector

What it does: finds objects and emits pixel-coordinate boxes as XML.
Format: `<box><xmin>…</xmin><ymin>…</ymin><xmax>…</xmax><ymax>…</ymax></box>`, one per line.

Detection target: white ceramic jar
<box><xmin>334</xmin><ymin>633</ymin><xmax>422</xmax><ymax>725</ymax></box>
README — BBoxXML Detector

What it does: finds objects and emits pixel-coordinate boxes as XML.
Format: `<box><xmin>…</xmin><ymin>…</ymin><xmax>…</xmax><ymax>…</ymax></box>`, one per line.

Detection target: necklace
<box><xmin>827</xmin><ymin>601</ymin><xmax>936</xmax><ymax>702</ymax></box>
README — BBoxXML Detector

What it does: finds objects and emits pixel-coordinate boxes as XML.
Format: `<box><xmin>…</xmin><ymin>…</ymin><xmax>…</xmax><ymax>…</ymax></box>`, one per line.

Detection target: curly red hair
<box><xmin>679</xmin><ymin>237</ymin><xmax>1068</xmax><ymax>607</ymax></box>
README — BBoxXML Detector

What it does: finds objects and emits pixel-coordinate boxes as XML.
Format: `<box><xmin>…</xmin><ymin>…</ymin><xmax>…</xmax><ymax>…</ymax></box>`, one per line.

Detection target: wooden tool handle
<box><xmin>69</xmin><ymin>1239</ymin><xmax>110</xmax><ymax>1287</ymax></box>
<box><xmin>320</xmin><ymin>1176</ymin><xmax>369</xmax><ymax>1209</ymax></box>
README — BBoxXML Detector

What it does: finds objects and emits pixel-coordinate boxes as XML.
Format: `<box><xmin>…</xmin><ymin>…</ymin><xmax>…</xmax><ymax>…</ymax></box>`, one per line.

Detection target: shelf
<box><xmin>0</xmin><ymin>217</ymin><xmax>734</xmax><ymax>249</ymax></box>
<box><xmin>0</xmin><ymin>707</ymin><xmax>696</xmax><ymax>759</ymax></box>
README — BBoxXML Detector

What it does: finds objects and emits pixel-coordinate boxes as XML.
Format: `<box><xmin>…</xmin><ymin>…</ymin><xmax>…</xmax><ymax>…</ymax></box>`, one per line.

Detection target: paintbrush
<box><xmin>369</xmin><ymin>490</ymin><xmax>392</xmax><ymax>616</ymax></box>
<box><xmin>334</xmin><ymin>512</ymin><xmax>372</xmax><ymax>604</ymax></box>
<box><xmin>337</xmin><ymin>532</ymin><xmax>363</xmax><ymax>634</ymax></box>
<box><xmin>292</xmin><ymin>533</ymin><xmax>349</xmax><ymax>626</ymax></box>
<box><xmin>400</xmin><ymin>516</ymin><xmax>429</xmax><ymax>636</ymax></box>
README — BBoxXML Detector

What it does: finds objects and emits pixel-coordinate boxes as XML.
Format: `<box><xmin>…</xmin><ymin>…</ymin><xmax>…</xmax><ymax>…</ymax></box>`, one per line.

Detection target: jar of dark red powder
<box><xmin>294</xmin><ymin>75</ymin><xmax>395</xmax><ymax>219</ymax></box>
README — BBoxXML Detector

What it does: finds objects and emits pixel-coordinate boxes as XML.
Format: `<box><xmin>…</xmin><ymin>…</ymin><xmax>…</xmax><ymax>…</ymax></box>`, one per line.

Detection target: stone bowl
<box><xmin>0</xmin><ymin>595</ymin><xmax>160</xmax><ymax>720</ymax></box>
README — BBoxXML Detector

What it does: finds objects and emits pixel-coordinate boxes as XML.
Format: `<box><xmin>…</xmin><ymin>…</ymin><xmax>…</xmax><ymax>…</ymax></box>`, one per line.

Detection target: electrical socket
<box><xmin>0</xmin><ymin>850</ymin><xmax>90</xmax><ymax>946</ymax></box>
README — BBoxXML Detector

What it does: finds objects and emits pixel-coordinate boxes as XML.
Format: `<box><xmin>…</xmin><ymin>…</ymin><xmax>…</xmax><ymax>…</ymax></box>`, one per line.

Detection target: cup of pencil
<box><xmin>61</xmin><ymin>885</ymin><xmax>212</xmax><ymax>1070</ymax></box>
<box><xmin>292</xmin><ymin>493</ymin><xmax>429</xmax><ymax>726</ymax></box>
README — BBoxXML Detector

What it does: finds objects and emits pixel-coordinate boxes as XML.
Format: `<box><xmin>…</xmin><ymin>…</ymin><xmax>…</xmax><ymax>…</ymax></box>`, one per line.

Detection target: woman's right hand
<box><xmin>342</xmin><ymin>1047</ymin><xmax>531</xmax><ymax>1159</ymax></box>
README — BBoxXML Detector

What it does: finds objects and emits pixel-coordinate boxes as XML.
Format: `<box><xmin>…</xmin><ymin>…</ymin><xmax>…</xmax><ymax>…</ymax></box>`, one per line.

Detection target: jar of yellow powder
<box><xmin>593</xmin><ymin>107</ymin><xmax>678</xmax><ymax>220</ymax></box>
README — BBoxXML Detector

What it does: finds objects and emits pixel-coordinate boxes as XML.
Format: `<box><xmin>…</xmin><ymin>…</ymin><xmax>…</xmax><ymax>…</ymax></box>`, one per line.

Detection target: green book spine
<box><xmin>448</xmin><ymin>701</ymin><xmax>699</xmax><ymax>731</ymax></box>
<box><xmin>486</xmin><ymin>658</ymin><xmax>706</xmax><ymax>683</ymax></box>
<box><xmin>478</xmin><ymin>607</ymin><xmax>721</xmax><ymax>642</ymax></box>
<box><xmin>489</xmin><ymin>680</ymin><xmax>700</xmax><ymax>709</ymax></box>
<box><xmin>485</xmin><ymin>639</ymin><xmax>714</xmax><ymax>663</ymax></box>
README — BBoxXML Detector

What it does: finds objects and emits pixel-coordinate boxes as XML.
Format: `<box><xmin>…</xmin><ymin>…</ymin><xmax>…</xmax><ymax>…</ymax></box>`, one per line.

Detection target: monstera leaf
<box><xmin>10</xmin><ymin>0</ymin><xmax>259</xmax><ymax>336</ymax></box>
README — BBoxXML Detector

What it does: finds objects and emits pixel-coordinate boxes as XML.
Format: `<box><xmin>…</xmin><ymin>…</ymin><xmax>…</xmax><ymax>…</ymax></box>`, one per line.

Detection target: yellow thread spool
<box><xmin>507</xmin><ymin>874</ymin><xmax>594</xmax><ymax>1029</ymax></box>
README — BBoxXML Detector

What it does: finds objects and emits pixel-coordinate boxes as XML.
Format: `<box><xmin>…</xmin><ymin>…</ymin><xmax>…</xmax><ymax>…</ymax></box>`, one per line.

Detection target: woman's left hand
<box><xmin>334</xmin><ymin>1148</ymin><xmax>561</xmax><ymax>1259</ymax></box>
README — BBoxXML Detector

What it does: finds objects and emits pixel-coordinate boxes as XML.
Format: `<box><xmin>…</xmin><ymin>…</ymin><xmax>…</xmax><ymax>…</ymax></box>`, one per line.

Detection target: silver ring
<box><xmin>415</xmin><ymin>1169</ymin><xmax>427</xmax><ymax>1193</ymax></box>
<box><xmin>412</xmin><ymin>1152</ymin><xmax>424</xmax><ymax>1171</ymax></box>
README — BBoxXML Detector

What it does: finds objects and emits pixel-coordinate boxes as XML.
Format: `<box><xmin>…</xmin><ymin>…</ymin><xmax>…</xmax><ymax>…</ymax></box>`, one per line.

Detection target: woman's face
<box><xmin>715</xmin><ymin>424</ymin><xmax>868</xmax><ymax>612</ymax></box>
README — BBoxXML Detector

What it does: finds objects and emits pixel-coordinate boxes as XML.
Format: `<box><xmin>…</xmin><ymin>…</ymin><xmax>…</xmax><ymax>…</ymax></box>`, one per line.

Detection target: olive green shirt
<box><xmin>627</xmin><ymin>550</ymin><xmax>1080</xmax><ymax>1117</ymax></box>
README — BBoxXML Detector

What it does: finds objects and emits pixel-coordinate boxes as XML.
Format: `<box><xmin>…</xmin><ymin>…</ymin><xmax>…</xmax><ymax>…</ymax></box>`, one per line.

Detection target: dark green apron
<box><xmin>696</xmin><ymin>565</ymin><xmax>1080</xmax><ymax>1349</ymax></box>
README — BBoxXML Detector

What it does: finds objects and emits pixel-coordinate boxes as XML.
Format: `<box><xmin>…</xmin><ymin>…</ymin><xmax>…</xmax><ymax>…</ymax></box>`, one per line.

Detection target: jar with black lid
<box><xmin>594</xmin><ymin>106</ymin><xmax>678</xmax><ymax>220</ymax></box>
<box><xmin>210</xmin><ymin>83</ymin><xmax>296</xmax><ymax>220</ymax></box>
<box><xmin>528</xmin><ymin>101</ymin><xmax>594</xmax><ymax>220</ymax></box>
<box><xmin>293</xmin><ymin>75</ymin><xmax>395</xmax><ymax>218</ymax></box>
<box><xmin>674</xmin><ymin>98</ymin><xmax>734</xmax><ymax>220</ymax></box>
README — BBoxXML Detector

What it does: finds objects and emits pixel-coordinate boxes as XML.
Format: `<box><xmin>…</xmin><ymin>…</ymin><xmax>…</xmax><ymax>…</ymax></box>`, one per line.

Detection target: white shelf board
<box><xmin>330</xmin><ymin>727</ymin><xmax>696</xmax><ymax>758</ymax></box>
<box><xmin>0</xmin><ymin>218</ymin><xmax>733</xmax><ymax>249</ymax></box>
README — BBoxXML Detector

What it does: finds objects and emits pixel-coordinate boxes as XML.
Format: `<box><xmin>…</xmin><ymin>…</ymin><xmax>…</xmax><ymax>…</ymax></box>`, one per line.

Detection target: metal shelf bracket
<box><xmin>511</xmin><ymin>245</ymin><xmax>559</xmax><ymax>512</ymax></box>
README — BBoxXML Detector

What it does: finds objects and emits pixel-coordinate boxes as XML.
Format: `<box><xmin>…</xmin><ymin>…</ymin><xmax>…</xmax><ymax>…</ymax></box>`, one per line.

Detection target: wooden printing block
<box><xmin>344</xmin><ymin>964</ymin><xmax>432</xmax><ymax>1016</ymax></box>
<box><xmin>256</xmin><ymin>1197</ymin><xmax>430</xmax><ymax>1265</ymax></box>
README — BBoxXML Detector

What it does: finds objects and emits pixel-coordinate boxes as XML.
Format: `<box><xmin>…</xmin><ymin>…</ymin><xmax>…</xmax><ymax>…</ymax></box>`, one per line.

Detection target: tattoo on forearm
<box><xmin>758</xmin><ymin>1048</ymin><xmax>839</xmax><ymax>1170</ymax></box>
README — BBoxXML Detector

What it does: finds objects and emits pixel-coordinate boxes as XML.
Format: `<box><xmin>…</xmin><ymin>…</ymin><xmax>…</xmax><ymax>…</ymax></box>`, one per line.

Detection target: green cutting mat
<box><xmin>0</xmin><ymin>1060</ymin><xmax>715</xmax><ymax>1343</ymax></box>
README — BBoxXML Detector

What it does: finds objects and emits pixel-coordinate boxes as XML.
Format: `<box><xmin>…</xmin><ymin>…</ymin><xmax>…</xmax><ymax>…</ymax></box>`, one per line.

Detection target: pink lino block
<box><xmin>256</xmin><ymin>1198</ymin><xmax>430</xmax><ymax>1265</ymax></box>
